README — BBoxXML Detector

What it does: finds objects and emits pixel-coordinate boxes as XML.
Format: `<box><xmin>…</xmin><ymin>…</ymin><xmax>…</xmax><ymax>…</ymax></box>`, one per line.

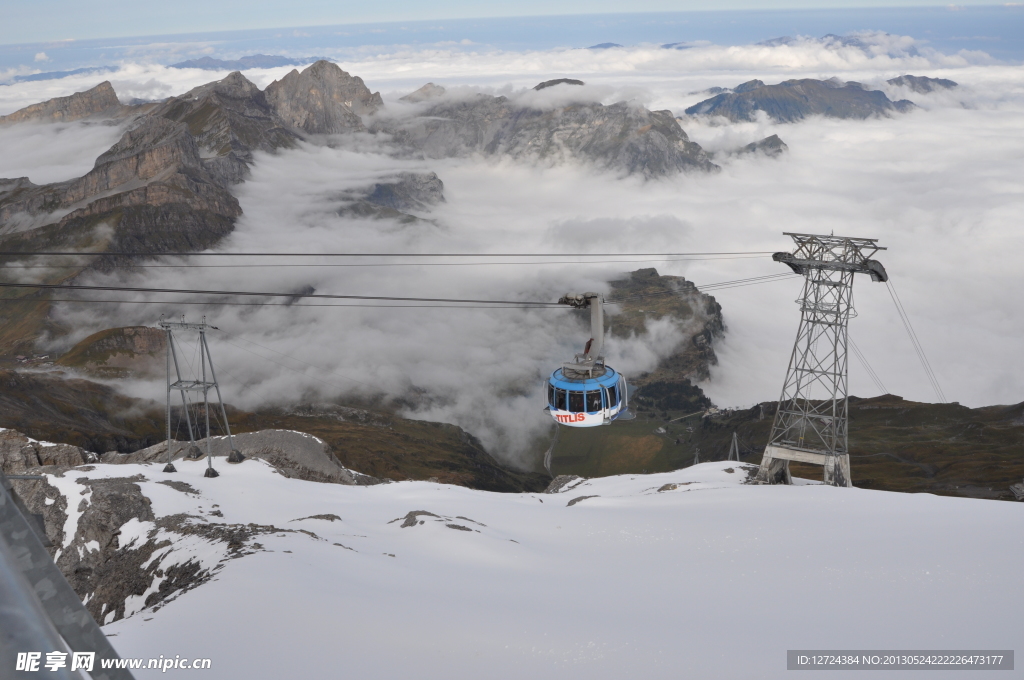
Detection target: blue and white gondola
<box><xmin>545</xmin><ymin>292</ymin><xmax>631</xmax><ymax>428</ymax></box>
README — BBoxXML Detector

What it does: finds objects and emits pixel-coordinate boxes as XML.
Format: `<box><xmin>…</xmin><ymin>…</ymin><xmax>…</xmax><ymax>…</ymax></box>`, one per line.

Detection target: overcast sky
<box><xmin>1</xmin><ymin>0</ymin><xmax>1003</xmax><ymax>45</ymax></box>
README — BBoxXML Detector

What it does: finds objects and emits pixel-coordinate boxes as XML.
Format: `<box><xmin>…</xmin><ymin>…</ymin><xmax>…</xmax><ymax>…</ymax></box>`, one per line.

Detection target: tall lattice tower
<box><xmin>756</xmin><ymin>233</ymin><xmax>887</xmax><ymax>487</ymax></box>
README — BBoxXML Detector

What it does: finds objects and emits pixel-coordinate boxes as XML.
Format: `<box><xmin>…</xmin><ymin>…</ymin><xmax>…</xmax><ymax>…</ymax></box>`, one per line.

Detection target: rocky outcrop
<box><xmin>609</xmin><ymin>268</ymin><xmax>724</xmax><ymax>412</ymax></box>
<box><xmin>339</xmin><ymin>171</ymin><xmax>445</xmax><ymax>223</ymax></box>
<box><xmin>887</xmin><ymin>75</ymin><xmax>958</xmax><ymax>93</ymax></box>
<box><xmin>103</xmin><ymin>429</ymin><xmax>381</xmax><ymax>486</ymax></box>
<box><xmin>0</xmin><ymin>428</ymin><xmax>94</xmax><ymax>474</ymax></box>
<box><xmin>737</xmin><ymin>134</ymin><xmax>788</xmax><ymax>158</ymax></box>
<box><xmin>56</xmin><ymin>326</ymin><xmax>166</xmax><ymax>377</ymax></box>
<box><xmin>0</xmin><ymin>82</ymin><xmax>120</xmax><ymax>125</ymax></box>
<box><xmin>1</xmin><ymin>423</ymin><xmax>380</xmax><ymax>623</ymax></box>
<box><xmin>265</xmin><ymin>60</ymin><xmax>383</xmax><ymax>134</ymax></box>
<box><xmin>10</xmin><ymin>469</ymin><xmax>272</xmax><ymax>624</ymax></box>
<box><xmin>685</xmin><ymin>78</ymin><xmax>916</xmax><ymax>122</ymax></box>
<box><xmin>365</xmin><ymin>172</ymin><xmax>444</xmax><ymax>211</ymax></box>
<box><xmin>534</xmin><ymin>78</ymin><xmax>584</xmax><ymax>90</ymax></box>
<box><xmin>400</xmin><ymin>83</ymin><xmax>446</xmax><ymax>103</ymax></box>
<box><xmin>377</xmin><ymin>95</ymin><xmax>717</xmax><ymax>177</ymax></box>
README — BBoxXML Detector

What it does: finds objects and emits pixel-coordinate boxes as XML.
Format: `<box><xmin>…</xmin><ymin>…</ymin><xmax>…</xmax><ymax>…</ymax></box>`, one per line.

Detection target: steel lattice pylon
<box><xmin>160</xmin><ymin>316</ymin><xmax>242</xmax><ymax>478</ymax></box>
<box><xmin>756</xmin><ymin>233</ymin><xmax>887</xmax><ymax>487</ymax></box>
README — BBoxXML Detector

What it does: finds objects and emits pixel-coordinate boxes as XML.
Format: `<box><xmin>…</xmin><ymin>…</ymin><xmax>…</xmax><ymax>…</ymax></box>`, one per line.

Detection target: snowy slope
<box><xmin>70</xmin><ymin>458</ymin><xmax>1023</xmax><ymax>679</ymax></box>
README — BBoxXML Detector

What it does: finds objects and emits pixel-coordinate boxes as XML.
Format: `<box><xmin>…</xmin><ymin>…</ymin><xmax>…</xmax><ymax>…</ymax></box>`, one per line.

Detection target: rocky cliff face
<box><xmin>685</xmin><ymin>78</ymin><xmax>916</xmax><ymax>123</ymax></box>
<box><xmin>379</xmin><ymin>93</ymin><xmax>717</xmax><ymax>177</ymax></box>
<box><xmin>265</xmin><ymin>60</ymin><xmax>383</xmax><ymax>134</ymax></box>
<box><xmin>154</xmin><ymin>71</ymin><xmax>299</xmax><ymax>185</ymax></box>
<box><xmin>609</xmin><ymin>268</ymin><xmax>724</xmax><ymax>412</ymax></box>
<box><xmin>0</xmin><ymin>81</ymin><xmax>121</xmax><ymax>124</ymax></box>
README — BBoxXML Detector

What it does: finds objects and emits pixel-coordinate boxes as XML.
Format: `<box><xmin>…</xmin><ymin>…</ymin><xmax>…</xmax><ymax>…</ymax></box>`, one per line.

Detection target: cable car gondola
<box><xmin>546</xmin><ymin>292</ymin><xmax>631</xmax><ymax>427</ymax></box>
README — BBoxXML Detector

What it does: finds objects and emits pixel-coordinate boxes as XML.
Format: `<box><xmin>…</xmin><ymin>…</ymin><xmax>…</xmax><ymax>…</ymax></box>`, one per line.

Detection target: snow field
<box><xmin>79</xmin><ymin>458</ymin><xmax>1024</xmax><ymax>679</ymax></box>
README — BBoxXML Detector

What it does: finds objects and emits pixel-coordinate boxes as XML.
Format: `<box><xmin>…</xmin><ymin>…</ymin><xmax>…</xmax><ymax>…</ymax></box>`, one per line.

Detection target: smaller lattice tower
<box><xmin>727</xmin><ymin>432</ymin><xmax>740</xmax><ymax>462</ymax></box>
<box><xmin>160</xmin><ymin>317</ymin><xmax>242</xmax><ymax>477</ymax></box>
<box><xmin>756</xmin><ymin>233</ymin><xmax>887</xmax><ymax>487</ymax></box>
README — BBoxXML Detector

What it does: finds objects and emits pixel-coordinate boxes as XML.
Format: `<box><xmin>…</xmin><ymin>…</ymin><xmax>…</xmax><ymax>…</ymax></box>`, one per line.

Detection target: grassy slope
<box><xmin>552</xmin><ymin>394</ymin><xmax>1024</xmax><ymax>501</ymax></box>
<box><xmin>0</xmin><ymin>369</ymin><xmax>547</xmax><ymax>492</ymax></box>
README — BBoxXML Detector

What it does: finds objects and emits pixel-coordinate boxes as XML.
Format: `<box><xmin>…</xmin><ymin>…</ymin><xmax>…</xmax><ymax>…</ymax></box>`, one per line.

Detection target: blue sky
<box><xmin>1</xmin><ymin>0</ymin><xmax>1004</xmax><ymax>45</ymax></box>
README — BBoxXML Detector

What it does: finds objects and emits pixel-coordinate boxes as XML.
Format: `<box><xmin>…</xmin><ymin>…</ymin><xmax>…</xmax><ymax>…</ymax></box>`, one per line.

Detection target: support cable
<box><xmin>0</xmin><ymin>272</ymin><xmax>801</xmax><ymax>308</ymax></box>
<box><xmin>849</xmin><ymin>336</ymin><xmax>888</xmax><ymax>395</ymax></box>
<box><xmin>884</xmin><ymin>279</ymin><xmax>946</xmax><ymax>403</ymax></box>
<box><xmin>0</xmin><ymin>250</ymin><xmax>776</xmax><ymax>258</ymax></box>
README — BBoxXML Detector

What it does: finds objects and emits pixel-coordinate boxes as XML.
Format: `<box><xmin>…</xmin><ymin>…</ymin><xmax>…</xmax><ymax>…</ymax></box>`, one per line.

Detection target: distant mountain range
<box><xmin>6</xmin><ymin>66</ymin><xmax>114</xmax><ymax>85</ymax></box>
<box><xmin>169</xmin><ymin>54</ymin><xmax>329</xmax><ymax>70</ymax></box>
<box><xmin>0</xmin><ymin>55</ymin><xmax>329</xmax><ymax>85</ymax></box>
<box><xmin>684</xmin><ymin>75</ymin><xmax>955</xmax><ymax>123</ymax></box>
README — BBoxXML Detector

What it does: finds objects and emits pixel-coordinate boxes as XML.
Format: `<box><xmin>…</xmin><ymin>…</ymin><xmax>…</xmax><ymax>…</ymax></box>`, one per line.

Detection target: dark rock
<box><xmin>737</xmin><ymin>134</ymin><xmax>788</xmax><ymax>158</ymax></box>
<box><xmin>364</xmin><ymin>172</ymin><xmax>445</xmax><ymax>211</ymax></box>
<box><xmin>156</xmin><ymin>480</ymin><xmax>199</xmax><ymax>495</ymax></box>
<box><xmin>887</xmin><ymin>75</ymin><xmax>958</xmax><ymax>93</ymax></box>
<box><xmin>533</xmin><ymin>78</ymin><xmax>585</xmax><ymax>90</ymax></box>
<box><xmin>685</xmin><ymin>78</ymin><xmax>917</xmax><ymax>122</ymax></box>
<box><xmin>545</xmin><ymin>474</ymin><xmax>585</xmax><ymax>493</ymax></box>
<box><xmin>338</xmin><ymin>172</ymin><xmax>445</xmax><ymax>223</ymax></box>
<box><xmin>291</xmin><ymin>513</ymin><xmax>341</xmax><ymax>522</ymax></box>
<box><xmin>566</xmin><ymin>494</ymin><xmax>598</xmax><ymax>506</ymax></box>
<box><xmin>390</xmin><ymin>510</ymin><xmax>441</xmax><ymax>527</ymax></box>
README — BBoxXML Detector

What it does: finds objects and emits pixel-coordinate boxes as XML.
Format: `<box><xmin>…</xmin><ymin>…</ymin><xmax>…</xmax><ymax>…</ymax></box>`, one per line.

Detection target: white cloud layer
<box><xmin>3</xmin><ymin>33</ymin><xmax>1023</xmax><ymax>467</ymax></box>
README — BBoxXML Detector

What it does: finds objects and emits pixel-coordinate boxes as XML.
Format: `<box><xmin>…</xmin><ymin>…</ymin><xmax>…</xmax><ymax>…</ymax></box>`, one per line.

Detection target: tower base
<box><xmin>755</xmin><ymin>445</ymin><xmax>851</xmax><ymax>487</ymax></box>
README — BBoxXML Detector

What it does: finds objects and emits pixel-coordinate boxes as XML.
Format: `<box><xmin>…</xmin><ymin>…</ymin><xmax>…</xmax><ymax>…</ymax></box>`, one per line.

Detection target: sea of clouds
<box><xmin>1</xmin><ymin>32</ymin><xmax>1022</xmax><ymax>467</ymax></box>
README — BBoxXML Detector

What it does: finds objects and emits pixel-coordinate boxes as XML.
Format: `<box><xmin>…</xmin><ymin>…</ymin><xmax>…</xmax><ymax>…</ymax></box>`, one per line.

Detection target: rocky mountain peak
<box><xmin>181</xmin><ymin>71</ymin><xmax>267</xmax><ymax>108</ymax></box>
<box><xmin>265</xmin><ymin>60</ymin><xmax>384</xmax><ymax>134</ymax></box>
<box><xmin>0</xmin><ymin>81</ymin><xmax>121</xmax><ymax>125</ymax></box>
<box><xmin>400</xmin><ymin>83</ymin><xmax>446</xmax><ymax>103</ymax></box>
